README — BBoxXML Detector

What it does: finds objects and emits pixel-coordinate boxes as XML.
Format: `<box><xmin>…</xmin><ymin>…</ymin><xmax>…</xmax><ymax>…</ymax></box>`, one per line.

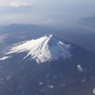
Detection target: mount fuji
<box><xmin>1</xmin><ymin>35</ymin><xmax>71</xmax><ymax>63</ymax></box>
<box><xmin>0</xmin><ymin>33</ymin><xmax>95</xmax><ymax>95</ymax></box>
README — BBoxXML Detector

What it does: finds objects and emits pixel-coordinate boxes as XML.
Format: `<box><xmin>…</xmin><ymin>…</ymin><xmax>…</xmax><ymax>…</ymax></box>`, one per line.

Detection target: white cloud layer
<box><xmin>0</xmin><ymin>0</ymin><xmax>95</xmax><ymax>26</ymax></box>
<box><xmin>9</xmin><ymin>2</ymin><xmax>32</xmax><ymax>7</ymax></box>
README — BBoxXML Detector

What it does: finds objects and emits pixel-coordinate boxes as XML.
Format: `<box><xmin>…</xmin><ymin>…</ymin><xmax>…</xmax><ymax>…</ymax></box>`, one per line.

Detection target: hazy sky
<box><xmin>0</xmin><ymin>0</ymin><xmax>95</xmax><ymax>26</ymax></box>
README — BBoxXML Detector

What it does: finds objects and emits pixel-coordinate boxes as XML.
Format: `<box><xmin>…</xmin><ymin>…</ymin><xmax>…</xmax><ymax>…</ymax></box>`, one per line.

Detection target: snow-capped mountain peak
<box><xmin>2</xmin><ymin>35</ymin><xmax>71</xmax><ymax>63</ymax></box>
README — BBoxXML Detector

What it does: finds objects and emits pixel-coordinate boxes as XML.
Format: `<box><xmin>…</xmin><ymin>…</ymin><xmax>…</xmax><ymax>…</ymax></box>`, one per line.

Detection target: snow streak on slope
<box><xmin>5</xmin><ymin>35</ymin><xmax>71</xmax><ymax>63</ymax></box>
<box><xmin>0</xmin><ymin>56</ymin><xmax>10</xmax><ymax>60</ymax></box>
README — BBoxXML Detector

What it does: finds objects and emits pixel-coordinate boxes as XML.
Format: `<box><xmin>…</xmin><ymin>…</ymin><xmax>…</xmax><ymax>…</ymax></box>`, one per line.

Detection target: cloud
<box><xmin>9</xmin><ymin>2</ymin><xmax>31</xmax><ymax>7</ymax></box>
<box><xmin>44</xmin><ymin>19</ymin><xmax>55</xmax><ymax>24</ymax></box>
<box><xmin>8</xmin><ymin>1</ymin><xmax>36</xmax><ymax>7</ymax></box>
<box><xmin>46</xmin><ymin>19</ymin><xmax>54</xmax><ymax>23</ymax></box>
<box><xmin>0</xmin><ymin>0</ymin><xmax>95</xmax><ymax>27</ymax></box>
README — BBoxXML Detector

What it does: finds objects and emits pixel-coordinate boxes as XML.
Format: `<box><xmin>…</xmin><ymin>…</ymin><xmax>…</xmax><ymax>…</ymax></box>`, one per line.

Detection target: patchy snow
<box><xmin>77</xmin><ymin>64</ymin><xmax>83</xmax><ymax>72</ymax></box>
<box><xmin>93</xmin><ymin>88</ymin><xmax>95</xmax><ymax>94</ymax></box>
<box><xmin>4</xmin><ymin>35</ymin><xmax>71</xmax><ymax>63</ymax></box>
<box><xmin>82</xmin><ymin>78</ymin><xmax>86</xmax><ymax>82</ymax></box>
<box><xmin>39</xmin><ymin>82</ymin><xmax>43</xmax><ymax>85</ymax></box>
<box><xmin>48</xmin><ymin>85</ymin><xmax>54</xmax><ymax>89</ymax></box>
<box><xmin>0</xmin><ymin>56</ymin><xmax>9</xmax><ymax>60</ymax></box>
<box><xmin>61</xmin><ymin>83</ymin><xmax>66</xmax><ymax>86</ymax></box>
<box><xmin>5</xmin><ymin>76</ymin><xmax>11</xmax><ymax>80</ymax></box>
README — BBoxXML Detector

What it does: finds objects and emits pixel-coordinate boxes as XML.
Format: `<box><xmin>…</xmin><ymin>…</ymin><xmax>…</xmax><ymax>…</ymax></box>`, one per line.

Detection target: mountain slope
<box><xmin>0</xmin><ymin>35</ymin><xmax>95</xmax><ymax>95</ymax></box>
<box><xmin>1</xmin><ymin>35</ymin><xmax>71</xmax><ymax>63</ymax></box>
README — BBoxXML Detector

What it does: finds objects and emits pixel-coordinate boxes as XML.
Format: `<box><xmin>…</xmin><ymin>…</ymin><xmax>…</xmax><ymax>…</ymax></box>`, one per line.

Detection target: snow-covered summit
<box><xmin>2</xmin><ymin>35</ymin><xmax>71</xmax><ymax>63</ymax></box>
